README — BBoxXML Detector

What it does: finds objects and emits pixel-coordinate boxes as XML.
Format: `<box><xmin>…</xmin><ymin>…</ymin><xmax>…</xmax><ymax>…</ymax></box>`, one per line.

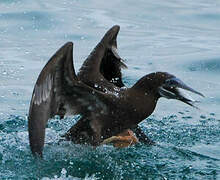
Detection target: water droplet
<box><xmin>200</xmin><ymin>115</ymin><xmax>206</xmax><ymax>119</ymax></box>
<box><xmin>61</xmin><ymin>168</ymin><xmax>67</xmax><ymax>175</ymax></box>
<box><xmin>210</xmin><ymin>112</ymin><xmax>215</xmax><ymax>116</ymax></box>
<box><xmin>94</xmin><ymin>84</ymin><xmax>98</xmax><ymax>88</ymax></box>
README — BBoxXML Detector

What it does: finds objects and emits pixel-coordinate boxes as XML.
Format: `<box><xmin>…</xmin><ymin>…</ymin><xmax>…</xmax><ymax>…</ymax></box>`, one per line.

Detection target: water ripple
<box><xmin>188</xmin><ymin>58</ymin><xmax>220</xmax><ymax>73</ymax></box>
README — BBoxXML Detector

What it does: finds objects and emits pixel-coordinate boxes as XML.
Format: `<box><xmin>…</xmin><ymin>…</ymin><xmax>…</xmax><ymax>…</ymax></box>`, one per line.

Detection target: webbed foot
<box><xmin>101</xmin><ymin>129</ymin><xmax>139</xmax><ymax>148</ymax></box>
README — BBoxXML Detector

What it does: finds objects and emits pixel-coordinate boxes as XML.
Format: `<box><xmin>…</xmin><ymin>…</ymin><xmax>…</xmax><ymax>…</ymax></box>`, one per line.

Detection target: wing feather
<box><xmin>78</xmin><ymin>25</ymin><xmax>127</xmax><ymax>90</ymax></box>
<box><xmin>28</xmin><ymin>42</ymin><xmax>113</xmax><ymax>156</ymax></box>
<box><xmin>28</xmin><ymin>42</ymin><xmax>76</xmax><ymax>156</ymax></box>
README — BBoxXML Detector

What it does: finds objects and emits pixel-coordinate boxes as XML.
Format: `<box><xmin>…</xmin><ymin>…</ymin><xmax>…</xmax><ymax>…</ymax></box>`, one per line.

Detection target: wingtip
<box><xmin>50</xmin><ymin>41</ymin><xmax>73</xmax><ymax>59</ymax></box>
<box><xmin>101</xmin><ymin>25</ymin><xmax>121</xmax><ymax>45</ymax></box>
<box><xmin>32</xmin><ymin>150</ymin><xmax>43</xmax><ymax>158</ymax></box>
<box><xmin>29</xmin><ymin>141</ymin><xmax>44</xmax><ymax>158</ymax></box>
<box><xmin>111</xmin><ymin>25</ymin><xmax>120</xmax><ymax>32</ymax></box>
<box><xmin>199</xmin><ymin>92</ymin><xmax>205</xmax><ymax>98</ymax></box>
<box><xmin>64</xmin><ymin>41</ymin><xmax>73</xmax><ymax>48</ymax></box>
<box><xmin>110</xmin><ymin>25</ymin><xmax>120</xmax><ymax>36</ymax></box>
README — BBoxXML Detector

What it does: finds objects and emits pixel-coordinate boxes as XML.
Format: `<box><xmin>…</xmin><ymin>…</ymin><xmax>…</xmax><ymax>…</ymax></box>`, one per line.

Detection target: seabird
<box><xmin>28</xmin><ymin>25</ymin><xmax>204</xmax><ymax>157</ymax></box>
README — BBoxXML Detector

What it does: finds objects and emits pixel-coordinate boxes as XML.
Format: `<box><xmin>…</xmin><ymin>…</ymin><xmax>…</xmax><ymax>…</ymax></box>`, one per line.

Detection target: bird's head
<box><xmin>133</xmin><ymin>72</ymin><xmax>204</xmax><ymax>108</ymax></box>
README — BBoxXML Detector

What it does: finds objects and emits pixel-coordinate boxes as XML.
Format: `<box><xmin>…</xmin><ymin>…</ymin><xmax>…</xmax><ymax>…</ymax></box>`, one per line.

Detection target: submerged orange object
<box><xmin>102</xmin><ymin>129</ymin><xmax>139</xmax><ymax>148</ymax></box>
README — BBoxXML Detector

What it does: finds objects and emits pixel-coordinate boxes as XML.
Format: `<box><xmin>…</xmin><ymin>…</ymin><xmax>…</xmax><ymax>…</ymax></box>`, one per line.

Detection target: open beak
<box><xmin>158</xmin><ymin>77</ymin><xmax>204</xmax><ymax>108</ymax></box>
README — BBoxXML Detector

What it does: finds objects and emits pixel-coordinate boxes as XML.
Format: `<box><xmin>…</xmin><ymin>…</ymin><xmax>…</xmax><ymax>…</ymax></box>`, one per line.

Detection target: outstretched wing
<box><xmin>78</xmin><ymin>25</ymin><xmax>127</xmax><ymax>91</ymax></box>
<box><xmin>62</xmin><ymin>81</ymin><xmax>116</xmax><ymax>145</ymax></box>
<box><xmin>28</xmin><ymin>42</ymin><xmax>113</xmax><ymax>157</ymax></box>
<box><xmin>28</xmin><ymin>42</ymin><xmax>77</xmax><ymax>157</ymax></box>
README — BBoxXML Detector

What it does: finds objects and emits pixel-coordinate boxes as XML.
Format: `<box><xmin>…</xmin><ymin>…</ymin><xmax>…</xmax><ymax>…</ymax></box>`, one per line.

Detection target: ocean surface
<box><xmin>0</xmin><ymin>0</ymin><xmax>220</xmax><ymax>179</ymax></box>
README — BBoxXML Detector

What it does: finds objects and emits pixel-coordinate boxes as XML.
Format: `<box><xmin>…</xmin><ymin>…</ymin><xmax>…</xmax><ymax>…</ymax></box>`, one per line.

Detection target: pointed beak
<box><xmin>158</xmin><ymin>77</ymin><xmax>204</xmax><ymax>108</ymax></box>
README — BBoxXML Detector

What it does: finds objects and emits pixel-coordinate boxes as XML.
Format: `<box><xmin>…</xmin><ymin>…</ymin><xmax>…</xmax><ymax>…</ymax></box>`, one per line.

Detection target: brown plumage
<box><xmin>28</xmin><ymin>25</ymin><xmax>204</xmax><ymax>157</ymax></box>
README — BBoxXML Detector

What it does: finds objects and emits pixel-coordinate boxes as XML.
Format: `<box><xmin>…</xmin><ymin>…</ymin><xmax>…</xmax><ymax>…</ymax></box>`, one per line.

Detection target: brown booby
<box><xmin>28</xmin><ymin>25</ymin><xmax>204</xmax><ymax>157</ymax></box>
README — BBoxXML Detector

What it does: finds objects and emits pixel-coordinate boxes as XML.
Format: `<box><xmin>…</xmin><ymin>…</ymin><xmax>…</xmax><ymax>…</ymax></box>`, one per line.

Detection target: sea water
<box><xmin>0</xmin><ymin>0</ymin><xmax>220</xmax><ymax>179</ymax></box>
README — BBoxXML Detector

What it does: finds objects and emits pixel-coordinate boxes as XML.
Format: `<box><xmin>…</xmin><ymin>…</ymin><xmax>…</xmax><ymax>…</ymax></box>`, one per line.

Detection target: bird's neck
<box><xmin>125</xmin><ymin>86</ymin><xmax>158</xmax><ymax>124</ymax></box>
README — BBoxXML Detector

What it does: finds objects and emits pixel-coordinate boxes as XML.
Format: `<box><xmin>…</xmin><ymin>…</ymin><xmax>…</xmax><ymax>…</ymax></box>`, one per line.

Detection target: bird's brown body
<box><xmin>28</xmin><ymin>25</ymin><xmax>203</xmax><ymax>157</ymax></box>
<box><xmin>64</xmin><ymin>82</ymin><xmax>158</xmax><ymax>145</ymax></box>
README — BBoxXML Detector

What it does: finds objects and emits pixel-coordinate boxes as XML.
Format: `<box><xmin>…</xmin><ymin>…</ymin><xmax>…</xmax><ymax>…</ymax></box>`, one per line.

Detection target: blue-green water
<box><xmin>0</xmin><ymin>0</ymin><xmax>220</xmax><ymax>179</ymax></box>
